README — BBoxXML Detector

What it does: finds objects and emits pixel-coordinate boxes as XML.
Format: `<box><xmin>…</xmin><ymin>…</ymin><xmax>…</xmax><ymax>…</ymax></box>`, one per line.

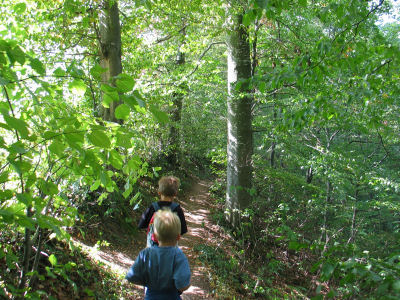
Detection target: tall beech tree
<box><xmin>225</xmin><ymin>3</ymin><xmax>254</xmax><ymax>227</ymax></box>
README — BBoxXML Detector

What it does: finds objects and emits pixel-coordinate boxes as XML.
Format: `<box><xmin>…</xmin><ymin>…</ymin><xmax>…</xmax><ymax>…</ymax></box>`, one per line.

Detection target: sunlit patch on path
<box><xmin>71</xmin><ymin>238</ymin><xmax>134</xmax><ymax>275</ymax></box>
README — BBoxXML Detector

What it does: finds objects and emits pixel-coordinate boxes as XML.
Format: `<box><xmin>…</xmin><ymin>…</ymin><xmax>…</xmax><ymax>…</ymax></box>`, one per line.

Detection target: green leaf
<box><xmin>0</xmin><ymin>171</ymin><xmax>9</xmax><ymax>183</ymax></box>
<box><xmin>90</xmin><ymin>64</ymin><xmax>107</xmax><ymax>79</ymax></box>
<box><xmin>321</xmin><ymin>263</ymin><xmax>335</xmax><ymax>280</ymax></box>
<box><xmin>116</xmin><ymin>132</ymin><xmax>131</xmax><ymax>149</ymax></box>
<box><xmin>0</xmin><ymin>190</ymin><xmax>13</xmax><ymax>201</ymax></box>
<box><xmin>100</xmin><ymin>171</ymin><xmax>110</xmax><ymax>187</ymax></box>
<box><xmin>115</xmin><ymin>73</ymin><xmax>135</xmax><ymax>93</ymax></box>
<box><xmin>109</xmin><ymin>149</ymin><xmax>123</xmax><ymax>170</ymax></box>
<box><xmin>3</xmin><ymin>114</ymin><xmax>29</xmax><ymax>138</ymax></box>
<box><xmin>132</xmin><ymin>90</ymin><xmax>146</xmax><ymax>107</ymax></box>
<box><xmin>17</xmin><ymin>193</ymin><xmax>33</xmax><ymax>206</ymax></box>
<box><xmin>115</xmin><ymin>103</ymin><xmax>130</xmax><ymax>120</ymax></box>
<box><xmin>122</xmin><ymin>184</ymin><xmax>132</xmax><ymax>199</ymax></box>
<box><xmin>255</xmin><ymin>0</ymin><xmax>268</xmax><ymax>10</ymax></box>
<box><xmin>122</xmin><ymin>95</ymin><xmax>138</xmax><ymax>110</ymax></box>
<box><xmin>87</xmin><ymin>130</ymin><xmax>111</xmax><ymax>148</ymax></box>
<box><xmin>37</xmin><ymin>215</ymin><xmax>62</xmax><ymax>236</ymax></box>
<box><xmin>29</xmin><ymin>57</ymin><xmax>45</xmax><ymax>75</ymax></box>
<box><xmin>102</xmin><ymin>93</ymin><xmax>114</xmax><ymax>108</ymax></box>
<box><xmin>243</xmin><ymin>10</ymin><xmax>255</xmax><ymax>26</ymax></box>
<box><xmin>10</xmin><ymin>46</ymin><xmax>26</xmax><ymax>65</ymax></box>
<box><xmin>49</xmin><ymin>140</ymin><xmax>66</xmax><ymax>157</ymax></box>
<box><xmin>64</xmin><ymin>127</ymin><xmax>84</xmax><ymax>148</ymax></box>
<box><xmin>16</xmin><ymin>215</ymin><xmax>36</xmax><ymax>230</ymax></box>
<box><xmin>6</xmin><ymin>251</ymin><xmax>18</xmax><ymax>269</ymax></box>
<box><xmin>101</xmin><ymin>84</ymin><xmax>119</xmax><ymax>108</ymax></box>
<box><xmin>9</xmin><ymin>159</ymin><xmax>32</xmax><ymax>176</ymax></box>
<box><xmin>9</xmin><ymin>141</ymin><xmax>28</xmax><ymax>154</ymax></box>
<box><xmin>129</xmin><ymin>192</ymin><xmax>141</xmax><ymax>205</ymax></box>
<box><xmin>127</xmin><ymin>155</ymin><xmax>142</xmax><ymax>171</ymax></box>
<box><xmin>37</xmin><ymin>178</ymin><xmax>58</xmax><ymax>196</ymax></box>
<box><xmin>53</xmin><ymin>67</ymin><xmax>66</xmax><ymax>77</ymax></box>
<box><xmin>149</xmin><ymin>105</ymin><xmax>169</xmax><ymax>124</ymax></box>
<box><xmin>49</xmin><ymin>254</ymin><xmax>57</xmax><ymax>266</ymax></box>
<box><xmin>43</xmin><ymin>131</ymin><xmax>57</xmax><ymax>139</ymax></box>
<box><xmin>13</xmin><ymin>3</ymin><xmax>27</xmax><ymax>14</ymax></box>
<box><xmin>90</xmin><ymin>179</ymin><xmax>101</xmax><ymax>192</ymax></box>
<box><xmin>69</xmin><ymin>79</ymin><xmax>86</xmax><ymax>96</ymax></box>
<box><xmin>298</xmin><ymin>0</ymin><xmax>307</xmax><ymax>8</ymax></box>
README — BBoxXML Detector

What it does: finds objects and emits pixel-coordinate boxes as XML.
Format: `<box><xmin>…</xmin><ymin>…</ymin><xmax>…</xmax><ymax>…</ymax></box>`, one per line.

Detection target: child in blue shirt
<box><xmin>126</xmin><ymin>208</ymin><xmax>191</xmax><ymax>299</ymax></box>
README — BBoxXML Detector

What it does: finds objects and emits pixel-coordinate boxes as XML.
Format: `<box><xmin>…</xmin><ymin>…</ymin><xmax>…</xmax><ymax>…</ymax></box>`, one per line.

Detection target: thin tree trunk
<box><xmin>99</xmin><ymin>0</ymin><xmax>122</xmax><ymax>122</ymax></box>
<box><xmin>167</xmin><ymin>32</ymin><xmax>186</xmax><ymax>167</ymax></box>
<box><xmin>348</xmin><ymin>187</ymin><xmax>359</xmax><ymax>244</ymax></box>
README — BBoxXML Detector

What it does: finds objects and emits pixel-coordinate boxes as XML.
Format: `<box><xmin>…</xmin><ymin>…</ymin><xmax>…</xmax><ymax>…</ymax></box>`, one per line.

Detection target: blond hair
<box><xmin>154</xmin><ymin>208</ymin><xmax>181</xmax><ymax>243</ymax></box>
<box><xmin>158</xmin><ymin>176</ymin><xmax>180</xmax><ymax>197</ymax></box>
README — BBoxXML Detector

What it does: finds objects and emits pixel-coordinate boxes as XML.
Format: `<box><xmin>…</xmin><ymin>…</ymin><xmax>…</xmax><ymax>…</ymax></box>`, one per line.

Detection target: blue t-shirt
<box><xmin>126</xmin><ymin>246</ymin><xmax>191</xmax><ymax>300</ymax></box>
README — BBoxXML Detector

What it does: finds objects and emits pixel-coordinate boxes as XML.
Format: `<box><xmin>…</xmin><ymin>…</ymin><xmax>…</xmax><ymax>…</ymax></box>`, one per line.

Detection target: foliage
<box><xmin>313</xmin><ymin>245</ymin><xmax>400</xmax><ymax>299</ymax></box>
<box><xmin>1</xmin><ymin>0</ymin><xmax>400</xmax><ymax>298</ymax></box>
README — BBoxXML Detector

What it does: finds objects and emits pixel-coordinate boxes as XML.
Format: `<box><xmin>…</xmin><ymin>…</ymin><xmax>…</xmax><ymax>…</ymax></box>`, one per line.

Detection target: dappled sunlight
<box><xmin>72</xmin><ymin>238</ymin><xmax>134</xmax><ymax>275</ymax></box>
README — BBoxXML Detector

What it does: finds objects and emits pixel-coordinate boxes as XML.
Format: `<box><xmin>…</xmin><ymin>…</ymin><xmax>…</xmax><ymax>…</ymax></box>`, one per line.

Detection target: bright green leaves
<box><xmin>87</xmin><ymin>129</ymin><xmax>111</xmax><ymax>149</ymax></box>
<box><xmin>2</xmin><ymin>114</ymin><xmax>30</xmax><ymax>139</ymax></box>
<box><xmin>64</xmin><ymin>127</ymin><xmax>84</xmax><ymax>149</ymax></box>
<box><xmin>29</xmin><ymin>57</ymin><xmax>46</xmax><ymax>75</ymax></box>
<box><xmin>101</xmin><ymin>73</ymin><xmax>135</xmax><ymax>109</ymax></box>
<box><xmin>90</xmin><ymin>180</ymin><xmax>101</xmax><ymax>192</ymax></box>
<box><xmin>90</xmin><ymin>64</ymin><xmax>107</xmax><ymax>80</ymax></box>
<box><xmin>149</xmin><ymin>105</ymin><xmax>169</xmax><ymax>124</ymax></box>
<box><xmin>37</xmin><ymin>178</ymin><xmax>58</xmax><ymax>196</ymax></box>
<box><xmin>101</xmin><ymin>84</ymin><xmax>119</xmax><ymax>108</ymax></box>
<box><xmin>13</xmin><ymin>3</ymin><xmax>27</xmax><ymax>14</ymax></box>
<box><xmin>48</xmin><ymin>254</ymin><xmax>57</xmax><ymax>266</ymax></box>
<box><xmin>115</xmin><ymin>103</ymin><xmax>130</xmax><ymax>120</ymax></box>
<box><xmin>109</xmin><ymin>149</ymin><xmax>123</xmax><ymax>170</ymax></box>
<box><xmin>115</xmin><ymin>73</ymin><xmax>135</xmax><ymax>93</ymax></box>
<box><xmin>116</xmin><ymin>132</ymin><xmax>131</xmax><ymax>149</ymax></box>
<box><xmin>48</xmin><ymin>140</ymin><xmax>66</xmax><ymax>158</ymax></box>
<box><xmin>68</xmin><ymin>78</ymin><xmax>86</xmax><ymax>96</ymax></box>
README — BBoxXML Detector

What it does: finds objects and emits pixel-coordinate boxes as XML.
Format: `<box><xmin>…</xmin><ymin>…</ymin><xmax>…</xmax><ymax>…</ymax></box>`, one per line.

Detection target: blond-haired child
<box><xmin>126</xmin><ymin>209</ymin><xmax>191</xmax><ymax>299</ymax></box>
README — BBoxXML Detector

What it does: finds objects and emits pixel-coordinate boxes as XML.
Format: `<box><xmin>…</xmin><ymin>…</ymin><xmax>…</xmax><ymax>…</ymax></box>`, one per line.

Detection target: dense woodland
<box><xmin>1</xmin><ymin>0</ymin><xmax>400</xmax><ymax>299</ymax></box>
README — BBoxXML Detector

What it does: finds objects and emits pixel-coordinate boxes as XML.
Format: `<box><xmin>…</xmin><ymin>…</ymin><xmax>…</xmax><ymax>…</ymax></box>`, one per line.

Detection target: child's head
<box><xmin>158</xmin><ymin>176</ymin><xmax>180</xmax><ymax>197</ymax></box>
<box><xmin>154</xmin><ymin>208</ymin><xmax>181</xmax><ymax>244</ymax></box>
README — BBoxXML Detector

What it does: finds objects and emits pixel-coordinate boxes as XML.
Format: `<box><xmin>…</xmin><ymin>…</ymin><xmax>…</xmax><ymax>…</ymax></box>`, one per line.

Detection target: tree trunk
<box><xmin>167</xmin><ymin>36</ymin><xmax>186</xmax><ymax>167</ymax></box>
<box><xmin>225</xmin><ymin>11</ymin><xmax>253</xmax><ymax>228</ymax></box>
<box><xmin>99</xmin><ymin>0</ymin><xmax>122</xmax><ymax>122</ymax></box>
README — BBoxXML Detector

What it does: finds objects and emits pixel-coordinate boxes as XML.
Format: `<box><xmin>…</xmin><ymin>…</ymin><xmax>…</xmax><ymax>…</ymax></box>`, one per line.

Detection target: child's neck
<box><xmin>158</xmin><ymin>241</ymin><xmax>177</xmax><ymax>247</ymax></box>
<box><xmin>160</xmin><ymin>195</ymin><xmax>174</xmax><ymax>202</ymax></box>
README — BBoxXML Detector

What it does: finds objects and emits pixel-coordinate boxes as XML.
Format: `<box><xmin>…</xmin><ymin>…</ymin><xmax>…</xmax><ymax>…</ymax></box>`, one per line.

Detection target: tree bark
<box><xmin>167</xmin><ymin>35</ymin><xmax>186</xmax><ymax>168</ymax></box>
<box><xmin>99</xmin><ymin>0</ymin><xmax>122</xmax><ymax>122</ymax></box>
<box><xmin>225</xmin><ymin>10</ymin><xmax>253</xmax><ymax>228</ymax></box>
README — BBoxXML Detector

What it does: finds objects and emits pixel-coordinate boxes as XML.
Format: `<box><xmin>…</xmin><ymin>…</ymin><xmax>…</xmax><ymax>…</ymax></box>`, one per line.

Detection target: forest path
<box><xmin>73</xmin><ymin>177</ymin><xmax>224</xmax><ymax>299</ymax></box>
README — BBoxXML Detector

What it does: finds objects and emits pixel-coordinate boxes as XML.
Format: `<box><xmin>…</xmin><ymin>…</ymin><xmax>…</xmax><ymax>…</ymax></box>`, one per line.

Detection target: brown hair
<box><xmin>158</xmin><ymin>176</ymin><xmax>180</xmax><ymax>197</ymax></box>
<box><xmin>154</xmin><ymin>208</ymin><xmax>181</xmax><ymax>243</ymax></box>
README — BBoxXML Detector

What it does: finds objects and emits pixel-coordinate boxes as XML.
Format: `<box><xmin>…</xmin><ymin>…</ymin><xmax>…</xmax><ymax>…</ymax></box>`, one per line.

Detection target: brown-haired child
<box><xmin>138</xmin><ymin>176</ymin><xmax>187</xmax><ymax>247</ymax></box>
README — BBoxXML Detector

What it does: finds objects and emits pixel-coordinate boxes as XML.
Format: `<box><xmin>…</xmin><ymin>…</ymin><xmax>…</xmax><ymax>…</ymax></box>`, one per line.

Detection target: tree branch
<box><xmin>186</xmin><ymin>42</ymin><xmax>226</xmax><ymax>78</ymax></box>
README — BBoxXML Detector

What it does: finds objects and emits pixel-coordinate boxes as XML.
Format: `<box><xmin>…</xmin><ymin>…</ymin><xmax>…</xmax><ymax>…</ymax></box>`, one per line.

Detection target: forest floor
<box><xmin>73</xmin><ymin>177</ymin><xmax>238</xmax><ymax>299</ymax></box>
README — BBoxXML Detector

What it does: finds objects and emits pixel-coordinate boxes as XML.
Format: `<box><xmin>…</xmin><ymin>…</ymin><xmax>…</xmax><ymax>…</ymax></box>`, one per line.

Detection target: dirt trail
<box><xmin>74</xmin><ymin>178</ymin><xmax>221</xmax><ymax>299</ymax></box>
<box><xmin>179</xmin><ymin>179</ymin><xmax>214</xmax><ymax>299</ymax></box>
